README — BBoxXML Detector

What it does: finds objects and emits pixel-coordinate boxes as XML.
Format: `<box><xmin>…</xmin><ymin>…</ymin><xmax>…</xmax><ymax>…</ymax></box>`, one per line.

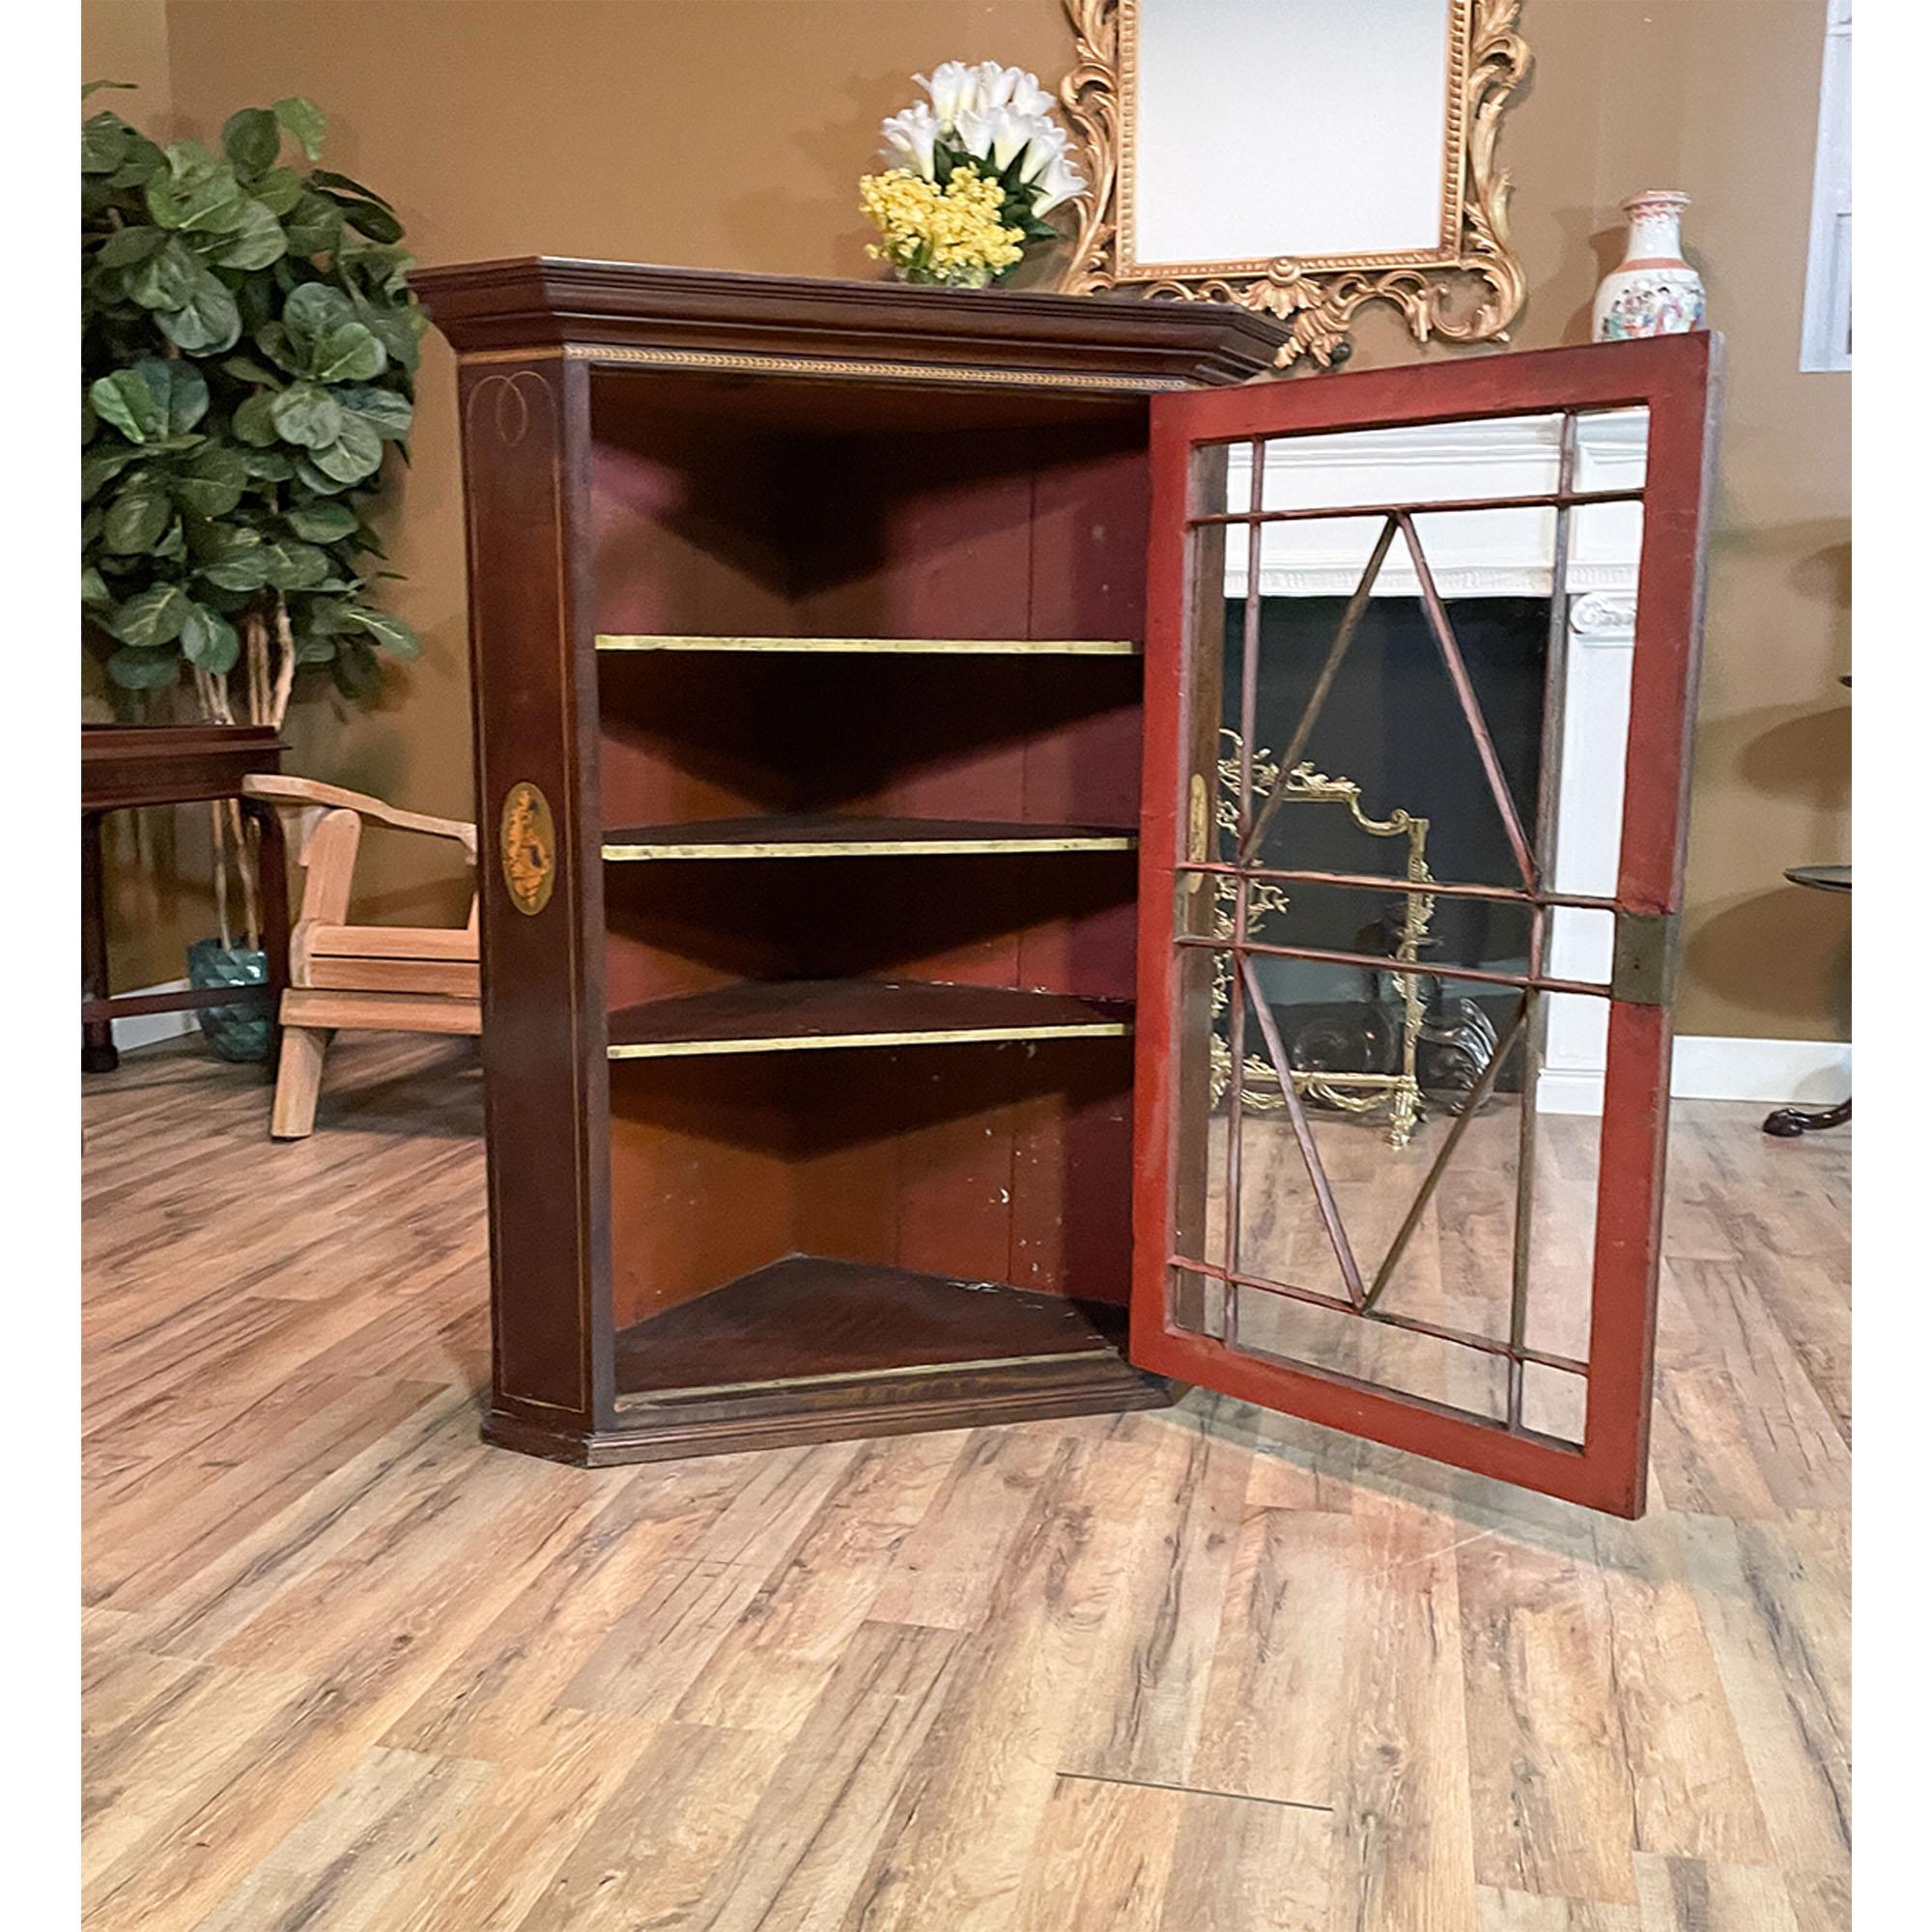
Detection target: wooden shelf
<box><xmin>594</xmin><ymin>634</ymin><xmax>1139</xmax><ymax>656</ymax></box>
<box><xmin>602</xmin><ymin>814</ymin><xmax>1136</xmax><ymax>861</ymax></box>
<box><xmin>614</xmin><ymin>1255</ymin><xmax>1128</xmax><ymax>1402</ymax></box>
<box><xmin>606</xmin><ymin>978</ymin><xmax>1132</xmax><ymax>1060</ymax></box>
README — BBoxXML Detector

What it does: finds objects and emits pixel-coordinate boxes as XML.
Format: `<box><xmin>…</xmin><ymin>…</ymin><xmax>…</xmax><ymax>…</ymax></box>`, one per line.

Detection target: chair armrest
<box><xmin>244</xmin><ymin>774</ymin><xmax>477</xmax><ymax>863</ymax></box>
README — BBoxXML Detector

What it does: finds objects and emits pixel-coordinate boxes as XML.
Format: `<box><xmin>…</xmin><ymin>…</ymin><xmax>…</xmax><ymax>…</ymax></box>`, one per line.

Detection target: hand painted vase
<box><xmin>1592</xmin><ymin>191</ymin><xmax>1707</xmax><ymax>341</ymax></box>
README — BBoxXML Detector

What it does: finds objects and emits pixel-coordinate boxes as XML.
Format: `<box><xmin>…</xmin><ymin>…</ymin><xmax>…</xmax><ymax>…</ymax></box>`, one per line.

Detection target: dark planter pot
<box><xmin>186</xmin><ymin>937</ymin><xmax>271</xmax><ymax>1063</ymax></box>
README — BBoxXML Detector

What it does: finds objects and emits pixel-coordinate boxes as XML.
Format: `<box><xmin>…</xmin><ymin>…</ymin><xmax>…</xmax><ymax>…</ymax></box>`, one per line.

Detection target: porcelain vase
<box><xmin>1592</xmin><ymin>191</ymin><xmax>1706</xmax><ymax>341</ymax></box>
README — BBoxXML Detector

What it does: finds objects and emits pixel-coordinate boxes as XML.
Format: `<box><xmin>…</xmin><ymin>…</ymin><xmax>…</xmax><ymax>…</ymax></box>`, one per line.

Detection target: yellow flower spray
<box><xmin>860</xmin><ymin>165</ymin><xmax>1025</xmax><ymax>289</ymax></box>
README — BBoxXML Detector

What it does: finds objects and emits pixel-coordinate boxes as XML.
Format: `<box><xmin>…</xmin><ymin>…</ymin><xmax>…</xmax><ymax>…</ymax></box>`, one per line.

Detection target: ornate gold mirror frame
<box><xmin>1057</xmin><ymin>0</ymin><xmax>1530</xmax><ymax>368</ymax></box>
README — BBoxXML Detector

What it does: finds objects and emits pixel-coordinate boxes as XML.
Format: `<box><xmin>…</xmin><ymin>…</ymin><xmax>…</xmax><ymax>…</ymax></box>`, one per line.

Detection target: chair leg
<box><xmin>270</xmin><ymin>1026</ymin><xmax>331</xmax><ymax>1139</ymax></box>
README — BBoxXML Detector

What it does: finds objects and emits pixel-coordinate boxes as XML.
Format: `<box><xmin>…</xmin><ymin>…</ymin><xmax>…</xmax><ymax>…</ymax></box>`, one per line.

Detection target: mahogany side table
<box><xmin>81</xmin><ymin>724</ymin><xmax>292</xmax><ymax>1074</ymax></box>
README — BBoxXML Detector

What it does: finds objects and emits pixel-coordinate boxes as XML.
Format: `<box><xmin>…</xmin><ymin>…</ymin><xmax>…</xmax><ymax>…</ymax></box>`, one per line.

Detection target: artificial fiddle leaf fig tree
<box><xmin>82</xmin><ymin>83</ymin><xmax>431</xmax><ymax>948</ymax></box>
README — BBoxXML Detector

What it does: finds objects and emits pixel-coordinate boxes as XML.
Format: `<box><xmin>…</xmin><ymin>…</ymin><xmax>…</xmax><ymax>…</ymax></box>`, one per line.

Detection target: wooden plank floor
<box><xmin>82</xmin><ymin>1035</ymin><xmax>1850</xmax><ymax>1931</ymax></box>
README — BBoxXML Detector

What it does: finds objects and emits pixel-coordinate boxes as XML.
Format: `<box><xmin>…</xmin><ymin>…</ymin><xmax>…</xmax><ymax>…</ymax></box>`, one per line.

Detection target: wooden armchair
<box><xmin>242</xmin><ymin>774</ymin><xmax>480</xmax><ymax>1139</ymax></box>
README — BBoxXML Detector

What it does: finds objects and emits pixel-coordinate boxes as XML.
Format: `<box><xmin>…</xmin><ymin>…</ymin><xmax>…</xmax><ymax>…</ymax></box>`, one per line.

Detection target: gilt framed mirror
<box><xmin>1058</xmin><ymin>0</ymin><xmax>1531</xmax><ymax>368</ymax></box>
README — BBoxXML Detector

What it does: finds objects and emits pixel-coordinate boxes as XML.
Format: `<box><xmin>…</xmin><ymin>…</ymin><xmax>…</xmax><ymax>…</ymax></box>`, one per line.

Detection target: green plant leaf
<box><xmin>90</xmin><ymin>366</ymin><xmax>166</xmax><ymax>442</ymax></box>
<box><xmin>280</xmin><ymin>192</ymin><xmax>343</xmax><ymax>257</ymax></box>
<box><xmin>126</xmin><ymin>236</ymin><xmax>200</xmax><ymax>310</ymax></box>
<box><xmin>358</xmin><ymin>307</ymin><xmax>423</xmax><ymax>376</ymax></box>
<box><xmin>232</xmin><ymin>390</ymin><xmax>280</xmax><ymax>446</ymax></box>
<box><xmin>283</xmin><ymin>499</ymin><xmax>358</xmax><ymax>542</ymax></box>
<box><xmin>104</xmin><ymin>480</ymin><xmax>173</xmax><ymax>553</ymax></box>
<box><xmin>251</xmin><ymin>166</ymin><xmax>304</xmax><ymax>216</ymax></box>
<box><xmin>313</xmin><ymin>322</ymin><xmax>386</xmax><ymax>384</ymax></box>
<box><xmin>308</xmin><ymin>167</ymin><xmax>394</xmax><ymax>213</ymax></box>
<box><xmin>107</xmin><ymin>134</ymin><xmax>167</xmax><ymax>191</ymax></box>
<box><xmin>82</xmin><ymin>447</ymin><xmax>143</xmax><ymax>498</ymax></box>
<box><xmin>331</xmin><ymin>197</ymin><xmax>404</xmax><ymax>245</ymax></box>
<box><xmin>331</xmin><ymin>638</ymin><xmax>382</xmax><ymax>697</ymax></box>
<box><xmin>81</xmin><ymin>112</ymin><xmax>131</xmax><ymax>175</ymax></box>
<box><xmin>338</xmin><ymin>603</ymin><xmax>420</xmax><ymax>658</ymax></box>
<box><xmin>156</xmin><ymin>270</ymin><xmax>242</xmax><ymax>355</ymax></box>
<box><xmin>334</xmin><ymin>384</ymin><xmax>412</xmax><ymax>440</ymax></box>
<box><xmin>292</xmin><ymin>454</ymin><xmax>351</xmax><ymax>496</ymax></box>
<box><xmin>260</xmin><ymin>540</ymin><xmax>332</xmax><ymax>589</ymax></box>
<box><xmin>111</xmin><ymin>582</ymin><xmax>189</xmax><ymax>644</ymax></box>
<box><xmin>81</xmin><ymin>565</ymin><xmax>114</xmax><ymax>607</ymax></box>
<box><xmin>97</xmin><ymin>225</ymin><xmax>166</xmax><ymax>269</ymax></box>
<box><xmin>273</xmin><ymin>97</ymin><xmax>327</xmax><ymax>162</ymax></box>
<box><xmin>269</xmin><ymin>382</ymin><xmax>343</xmax><ymax>448</ymax></box>
<box><xmin>209</xmin><ymin>197</ymin><xmax>287</xmax><ymax>270</ymax></box>
<box><xmin>221</xmin><ymin>107</ymin><xmax>281</xmax><ymax>176</ymax></box>
<box><xmin>181</xmin><ymin>600</ymin><xmax>241</xmax><ymax>672</ymax></box>
<box><xmin>305</xmin><ymin>412</ymin><xmax>384</xmax><ymax>483</ymax></box>
<box><xmin>107</xmin><ymin>646</ymin><xmax>182</xmax><ymax>690</ymax></box>
<box><xmin>172</xmin><ymin>444</ymin><xmax>249</xmax><ymax>516</ymax></box>
<box><xmin>242</xmin><ymin>448</ymin><xmax>296</xmax><ymax>480</ymax></box>
<box><xmin>83</xmin><ymin>79</ymin><xmax>139</xmax><ymax>99</ymax></box>
<box><xmin>144</xmin><ymin>144</ymin><xmax>246</xmax><ymax>232</ymax></box>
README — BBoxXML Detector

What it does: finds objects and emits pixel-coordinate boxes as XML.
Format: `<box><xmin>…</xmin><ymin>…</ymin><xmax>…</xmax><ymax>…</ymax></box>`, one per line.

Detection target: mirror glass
<box><xmin>1124</xmin><ymin>0</ymin><xmax>1459</xmax><ymax>270</ymax></box>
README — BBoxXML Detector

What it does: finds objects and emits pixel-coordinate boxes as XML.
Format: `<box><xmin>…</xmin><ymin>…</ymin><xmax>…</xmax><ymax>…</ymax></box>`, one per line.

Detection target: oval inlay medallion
<box><xmin>498</xmin><ymin>781</ymin><xmax>556</xmax><ymax>916</ymax></box>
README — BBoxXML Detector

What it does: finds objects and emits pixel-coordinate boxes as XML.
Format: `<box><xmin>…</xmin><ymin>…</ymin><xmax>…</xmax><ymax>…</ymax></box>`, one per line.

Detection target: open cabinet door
<box><xmin>1131</xmin><ymin>334</ymin><xmax>1721</xmax><ymax>1517</ymax></box>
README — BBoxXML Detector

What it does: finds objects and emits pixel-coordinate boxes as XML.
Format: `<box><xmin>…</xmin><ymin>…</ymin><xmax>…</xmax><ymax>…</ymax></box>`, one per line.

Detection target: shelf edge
<box><xmin>602</xmin><ymin>834</ymin><xmax>1137</xmax><ymax>860</ymax></box>
<box><xmin>608</xmin><ymin>1020</ymin><xmax>1131</xmax><ymax>1061</ymax></box>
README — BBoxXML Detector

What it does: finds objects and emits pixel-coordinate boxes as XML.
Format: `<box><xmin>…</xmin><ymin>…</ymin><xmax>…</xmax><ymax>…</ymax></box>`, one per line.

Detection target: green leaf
<box><xmin>338</xmin><ymin>603</ymin><xmax>420</xmax><ymax>658</ymax></box>
<box><xmin>260</xmin><ymin>540</ymin><xmax>332</xmax><ymax>589</ymax></box>
<box><xmin>180</xmin><ymin>601</ymin><xmax>241</xmax><ymax>673</ymax></box>
<box><xmin>81</xmin><ymin>565</ymin><xmax>114</xmax><ymax>608</ymax></box>
<box><xmin>308</xmin><ymin>167</ymin><xmax>394</xmax><ymax>213</ymax></box>
<box><xmin>82</xmin><ymin>447</ymin><xmax>143</xmax><ymax>499</ymax></box>
<box><xmin>292</xmin><ymin>453</ymin><xmax>351</xmax><ymax>496</ymax></box>
<box><xmin>208</xmin><ymin>196</ymin><xmax>287</xmax><ymax>271</ymax></box>
<box><xmin>313</xmin><ymin>322</ymin><xmax>385</xmax><ymax>384</ymax></box>
<box><xmin>106</xmin><ymin>134</ymin><xmax>167</xmax><ymax>191</ymax></box>
<box><xmin>252</xmin><ymin>165</ymin><xmax>304</xmax><ymax>216</ymax></box>
<box><xmin>144</xmin><ymin>144</ymin><xmax>246</xmax><ymax>232</ymax></box>
<box><xmin>111</xmin><ymin>582</ymin><xmax>189</xmax><ymax>644</ymax></box>
<box><xmin>171</xmin><ymin>444</ymin><xmax>249</xmax><ymax>517</ymax></box>
<box><xmin>273</xmin><ymin>97</ymin><xmax>327</xmax><ymax>162</ymax></box>
<box><xmin>280</xmin><ymin>192</ymin><xmax>343</xmax><ymax>257</ymax></box>
<box><xmin>221</xmin><ymin>107</ymin><xmax>281</xmax><ymax>175</ymax></box>
<box><xmin>156</xmin><ymin>271</ymin><xmax>242</xmax><ymax>355</ymax></box>
<box><xmin>197</xmin><ymin>549</ymin><xmax>272</xmax><ymax>592</ymax></box>
<box><xmin>81</xmin><ymin>112</ymin><xmax>130</xmax><ymax>175</ymax></box>
<box><xmin>90</xmin><ymin>366</ymin><xmax>166</xmax><ymax>442</ymax></box>
<box><xmin>242</xmin><ymin>448</ymin><xmax>296</xmax><ymax>481</ymax></box>
<box><xmin>306</xmin><ymin>413</ymin><xmax>384</xmax><ymax>484</ymax></box>
<box><xmin>107</xmin><ymin>647</ymin><xmax>183</xmax><ymax>691</ymax></box>
<box><xmin>97</xmin><ymin>225</ymin><xmax>165</xmax><ymax>270</ymax></box>
<box><xmin>283</xmin><ymin>499</ymin><xmax>359</xmax><ymax>542</ymax></box>
<box><xmin>334</xmin><ymin>384</ymin><xmax>412</xmax><ymax>440</ymax></box>
<box><xmin>269</xmin><ymin>382</ymin><xmax>343</xmax><ymax>448</ymax></box>
<box><xmin>232</xmin><ymin>390</ymin><xmax>281</xmax><ymax>446</ymax></box>
<box><xmin>331</xmin><ymin>638</ymin><xmax>382</xmax><ymax>697</ymax></box>
<box><xmin>359</xmin><ymin>306</ymin><xmax>425</xmax><ymax>377</ymax></box>
<box><xmin>331</xmin><ymin>196</ymin><xmax>404</xmax><ymax>245</ymax></box>
<box><xmin>104</xmin><ymin>479</ymin><xmax>173</xmax><ymax>553</ymax></box>
<box><xmin>126</xmin><ymin>235</ymin><xmax>200</xmax><ymax>310</ymax></box>
<box><xmin>83</xmin><ymin>79</ymin><xmax>139</xmax><ymax>99</ymax></box>
<box><xmin>220</xmin><ymin>355</ymin><xmax>282</xmax><ymax>386</ymax></box>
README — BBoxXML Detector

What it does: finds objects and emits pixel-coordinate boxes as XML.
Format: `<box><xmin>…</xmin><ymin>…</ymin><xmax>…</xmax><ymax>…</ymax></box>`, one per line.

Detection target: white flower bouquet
<box><xmin>860</xmin><ymin>62</ymin><xmax>1088</xmax><ymax>289</ymax></box>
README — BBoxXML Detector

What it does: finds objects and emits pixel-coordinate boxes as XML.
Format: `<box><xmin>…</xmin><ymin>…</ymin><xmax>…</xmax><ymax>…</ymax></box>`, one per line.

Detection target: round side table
<box><xmin>1761</xmin><ymin>864</ymin><xmax>1851</xmax><ymax>1137</ymax></box>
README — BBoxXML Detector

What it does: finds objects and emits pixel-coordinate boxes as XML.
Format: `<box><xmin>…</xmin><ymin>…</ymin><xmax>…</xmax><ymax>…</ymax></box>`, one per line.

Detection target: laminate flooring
<box><xmin>82</xmin><ymin>1035</ymin><xmax>1850</xmax><ymax>1930</ymax></box>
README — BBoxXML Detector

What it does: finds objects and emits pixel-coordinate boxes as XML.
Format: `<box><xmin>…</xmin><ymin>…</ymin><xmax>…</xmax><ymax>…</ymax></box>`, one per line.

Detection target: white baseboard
<box><xmin>1537</xmin><ymin>1035</ymin><xmax>1852</xmax><ymax>1115</ymax></box>
<box><xmin>107</xmin><ymin>979</ymin><xmax>199</xmax><ymax>1053</ymax></box>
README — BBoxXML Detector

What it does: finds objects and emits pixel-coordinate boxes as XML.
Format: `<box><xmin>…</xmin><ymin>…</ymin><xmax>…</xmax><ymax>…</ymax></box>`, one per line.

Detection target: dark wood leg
<box><xmin>243</xmin><ymin>797</ymin><xmax>291</xmax><ymax>1065</ymax></box>
<box><xmin>1762</xmin><ymin>1095</ymin><xmax>1851</xmax><ymax>1137</ymax></box>
<box><xmin>81</xmin><ymin>810</ymin><xmax>118</xmax><ymax>1074</ymax></box>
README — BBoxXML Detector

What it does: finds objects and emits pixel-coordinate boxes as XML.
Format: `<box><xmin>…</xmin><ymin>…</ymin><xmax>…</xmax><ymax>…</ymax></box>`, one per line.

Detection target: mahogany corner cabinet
<box><xmin>415</xmin><ymin>260</ymin><xmax>1719</xmax><ymax>1517</ymax></box>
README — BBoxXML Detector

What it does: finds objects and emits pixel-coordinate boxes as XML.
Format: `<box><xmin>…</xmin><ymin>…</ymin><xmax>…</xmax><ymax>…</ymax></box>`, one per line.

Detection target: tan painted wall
<box><xmin>87</xmin><ymin>0</ymin><xmax>1849</xmax><ymax>1038</ymax></box>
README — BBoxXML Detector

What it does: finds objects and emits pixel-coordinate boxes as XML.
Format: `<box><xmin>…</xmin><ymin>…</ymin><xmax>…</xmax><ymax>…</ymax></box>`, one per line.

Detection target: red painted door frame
<box><xmin>1130</xmin><ymin>334</ymin><xmax>1722</xmax><ymax>1517</ymax></box>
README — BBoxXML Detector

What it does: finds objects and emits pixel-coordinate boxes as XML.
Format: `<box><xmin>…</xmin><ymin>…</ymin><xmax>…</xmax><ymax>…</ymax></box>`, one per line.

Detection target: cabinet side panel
<box><xmin>459</xmin><ymin>358</ymin><xmax>611</xmax><ymax>1428</ymax></box>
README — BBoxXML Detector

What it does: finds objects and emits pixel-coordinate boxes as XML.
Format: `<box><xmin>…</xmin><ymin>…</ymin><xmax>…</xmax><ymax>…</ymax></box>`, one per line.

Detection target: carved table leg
<box><xmin>81</xmin><ymin>810</ymin><xmax>118</xmax><ymax>1074</ymax></box>
<box><xmin>1762</xmin><ymin>1096</ymin><xmax>1851</xmax><ymax>1137</ymax></box>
